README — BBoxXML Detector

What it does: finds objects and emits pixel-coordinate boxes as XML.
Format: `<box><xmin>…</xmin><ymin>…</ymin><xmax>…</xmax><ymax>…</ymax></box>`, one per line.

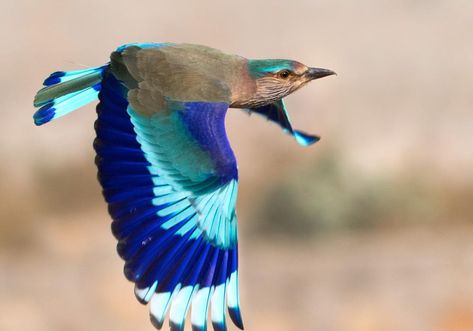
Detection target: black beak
<box><xmin>306</xmin><ymin>67</ymin><xmax>336</xmax><ymax>80</ymax></box>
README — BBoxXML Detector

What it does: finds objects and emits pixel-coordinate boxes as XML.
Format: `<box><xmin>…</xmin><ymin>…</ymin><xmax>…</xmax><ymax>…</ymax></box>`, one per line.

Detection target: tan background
<box><xmin>1</xmin><ymin>0</ymin><xmax>473</xmax><ymax>330</ymax></box>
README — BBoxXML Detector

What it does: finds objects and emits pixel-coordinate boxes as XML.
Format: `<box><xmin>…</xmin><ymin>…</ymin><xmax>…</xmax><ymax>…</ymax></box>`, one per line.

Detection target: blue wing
<box><xmin>249</xmin><ymin>99</ymin><xmax>320</xmax><ymax>146</ymax></box>
<box><xmin>95</xmin><ymin>69</ymin><xmax>243</xmax><ymax>331</ymax></box>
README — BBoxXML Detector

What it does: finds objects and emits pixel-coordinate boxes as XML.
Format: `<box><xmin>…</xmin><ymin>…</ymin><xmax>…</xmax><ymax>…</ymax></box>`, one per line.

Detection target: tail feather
<box><xmin>33</xmin><ymin>64</ymin><xmax>108</xmax><ymax>125</ymax></box>
<box><xmin>42</xmin><ymin>67</ymin><xmax>104</xmax><ymax>87</ymax></box>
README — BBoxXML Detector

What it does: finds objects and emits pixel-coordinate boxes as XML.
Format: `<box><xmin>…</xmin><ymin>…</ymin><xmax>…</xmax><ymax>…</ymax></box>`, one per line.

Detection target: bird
<box><xmin>33</xmin><ymin>43</ymin><xmax>335</xmax><ymax>331</ymax></box>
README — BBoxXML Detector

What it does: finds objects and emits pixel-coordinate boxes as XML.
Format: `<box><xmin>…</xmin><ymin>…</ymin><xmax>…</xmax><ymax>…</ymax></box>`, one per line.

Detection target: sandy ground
<box><xmin>2</xmin><ymin>211</ymin><xmax>473</xmax><ymax>331</ymax></box>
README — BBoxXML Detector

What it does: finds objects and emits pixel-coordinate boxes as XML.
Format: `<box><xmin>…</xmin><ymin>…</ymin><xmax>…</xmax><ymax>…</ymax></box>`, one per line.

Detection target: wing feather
<box><xmin>94</xmin><ymin>46</ymin><xmax>243</xmax><ymax>331</ymax></box>
<box><xmin>250</xmin><ymin>99</ymin><xmax>320</xmax><ymax>146</ymax></box>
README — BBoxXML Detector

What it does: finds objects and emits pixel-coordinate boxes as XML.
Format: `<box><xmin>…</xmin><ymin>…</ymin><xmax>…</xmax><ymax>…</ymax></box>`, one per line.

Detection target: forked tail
<box><xmin>33</xmin><ymin>65</ymin><xmax>108</xmax><ymax>125</ymax></box>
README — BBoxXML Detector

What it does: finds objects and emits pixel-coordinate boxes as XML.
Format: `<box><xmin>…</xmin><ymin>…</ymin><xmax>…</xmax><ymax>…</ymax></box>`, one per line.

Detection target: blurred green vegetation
<box><xmin>0</xmin><ymin>161</ymin><xmax>102</xmax><ymax>250</ymax></box>
<box><xmin>2</xmin><ymin>149</ymin><xmax>472</xmax><ymax>250</ymax></box>
<box><xmin>253</xmin><ymin>149</ymin><xmax>473</xmax><ymax>238</ymax></box>
<box><xmin>32</xmin><ymin>161</ymin><xmax>103</xmax><ymax>215</ymax></box>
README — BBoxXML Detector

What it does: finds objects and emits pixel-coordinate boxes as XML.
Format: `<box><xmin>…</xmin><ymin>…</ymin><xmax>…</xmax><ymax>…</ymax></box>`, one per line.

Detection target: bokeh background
<box><xmin>1</xmin><ymin>0</ymin><xmax>473</xmax><ymax>330</ymax></box>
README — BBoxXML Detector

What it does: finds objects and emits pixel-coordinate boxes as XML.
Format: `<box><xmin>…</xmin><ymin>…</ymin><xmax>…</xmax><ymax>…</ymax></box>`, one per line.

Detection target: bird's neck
<box><xmin>227</xmin><ymin>60</ymin><xmax>257</xmax><ymax>109</ymax></box>
<box><xmin>229</xmin><ymin>78</ymin><xmax>286</xmax><ymax>109</ymax></box>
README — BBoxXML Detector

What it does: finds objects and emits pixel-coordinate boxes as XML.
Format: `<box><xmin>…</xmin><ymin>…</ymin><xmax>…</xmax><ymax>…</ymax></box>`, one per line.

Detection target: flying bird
<box><xmin>33</xmin><ymin>43</ymin><xmax>335</xmax><ymax>331</ymax></box>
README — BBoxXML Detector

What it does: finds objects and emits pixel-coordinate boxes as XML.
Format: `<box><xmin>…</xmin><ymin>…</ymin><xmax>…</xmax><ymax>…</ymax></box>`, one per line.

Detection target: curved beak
<box><xmin>306</xmin><ymin>67</ymin><xmax>336</xmax><ymax>80</ymax></box>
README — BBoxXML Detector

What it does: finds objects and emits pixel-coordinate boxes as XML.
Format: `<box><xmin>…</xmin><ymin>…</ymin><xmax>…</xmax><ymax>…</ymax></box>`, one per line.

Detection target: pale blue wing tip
<box><xmin>294</xmin><ymin>130</ymin><xmax>320</xmax><ymax>146</ymax></box>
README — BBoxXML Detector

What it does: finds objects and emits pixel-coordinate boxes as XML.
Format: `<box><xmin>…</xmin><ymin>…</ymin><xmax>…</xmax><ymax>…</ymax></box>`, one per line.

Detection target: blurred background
<box><xmin>1</xmin><ymin>0</ymin><xmax>472</xmax><ymax>330</ymax></box>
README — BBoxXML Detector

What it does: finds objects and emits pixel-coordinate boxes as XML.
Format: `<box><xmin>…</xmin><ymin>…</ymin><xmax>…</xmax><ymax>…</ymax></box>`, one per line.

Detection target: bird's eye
<box><xmin>278</xmin><ymin>70</ymin><xmax>291</xmax><ymax>79</ymax></box>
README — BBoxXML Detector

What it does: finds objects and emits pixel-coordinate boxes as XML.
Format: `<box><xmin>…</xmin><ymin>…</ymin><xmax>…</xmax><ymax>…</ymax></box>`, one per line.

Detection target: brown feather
<box><xmin>110</xmin><ymin>44</ymin><xmax>256</xmax><ymax>117</ymax></box>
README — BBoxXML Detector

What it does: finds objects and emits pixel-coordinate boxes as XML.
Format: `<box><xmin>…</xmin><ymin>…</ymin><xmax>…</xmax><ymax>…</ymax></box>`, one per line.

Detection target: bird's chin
<box><xmin>289</xmin><ymin>80</ymin><xmax>309</xmax><ymax>94</ymax></box>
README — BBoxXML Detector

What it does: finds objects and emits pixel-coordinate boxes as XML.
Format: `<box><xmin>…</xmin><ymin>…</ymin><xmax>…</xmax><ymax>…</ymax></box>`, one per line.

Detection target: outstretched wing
<box><xmin>95</xmin><ymin>64</ymin><xmax>243</xmax><ymax>331</ymax></box>
<box><xmin>249</xmin><ymin>99</ymin><xmax>320</xmax><ymax>146</ymax></box>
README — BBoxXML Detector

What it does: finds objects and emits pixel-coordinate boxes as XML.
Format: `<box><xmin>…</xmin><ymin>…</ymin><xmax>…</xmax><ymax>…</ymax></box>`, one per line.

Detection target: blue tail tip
<box><xmin>33</xmin><ymin>103</ymin><xmax>56</xmax><ymax>125</ymax></box>
<box><xmin>43</xmin><ymin>76</ymin><xmax>61</xmax><ymax>86</ymax></box>
<box><xmin>33</xmin><ymin>112</ymin><xmax>55</xmax><ymax>126</ymax></box>
<box><xmin>43</xmin><ymin>71</ymin><xmax>66</xmax><ymax>86</ymax></box>
<box><xmin>49</xmin><ymin>71</ymin><xmax>66</xmax><ymax>78</ymax></box>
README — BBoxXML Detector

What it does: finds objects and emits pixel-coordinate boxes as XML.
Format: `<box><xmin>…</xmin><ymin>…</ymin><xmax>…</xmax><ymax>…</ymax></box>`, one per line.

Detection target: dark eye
<box><xmin>278</xmin><ymin>70</ymin><xmax>291</xmax><ymax>79</ymax></box>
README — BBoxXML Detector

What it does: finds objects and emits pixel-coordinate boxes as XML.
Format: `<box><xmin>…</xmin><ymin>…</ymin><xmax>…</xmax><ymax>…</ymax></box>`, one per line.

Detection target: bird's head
<box><xmin>244</xmin><ymin>59</ymin><xmax>335</xmax><ymax>107</ymax></box>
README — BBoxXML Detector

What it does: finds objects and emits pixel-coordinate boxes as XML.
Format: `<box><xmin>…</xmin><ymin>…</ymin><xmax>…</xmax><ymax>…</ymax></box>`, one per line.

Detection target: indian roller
<box><xmin>33</xmin><ymin>43</ymin><xmax>335</xmax><ymax>331</ymax></box>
